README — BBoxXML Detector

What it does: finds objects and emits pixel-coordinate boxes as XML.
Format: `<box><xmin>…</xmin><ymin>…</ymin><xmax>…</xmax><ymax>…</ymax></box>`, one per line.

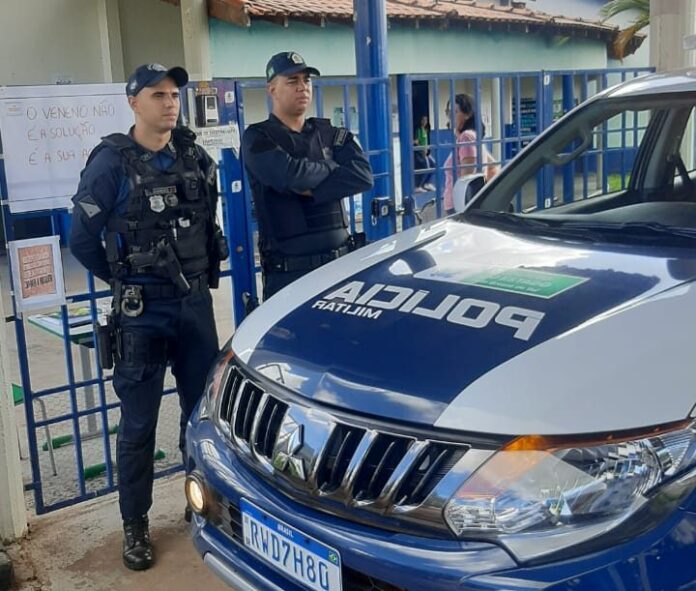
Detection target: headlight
<box><xmin>445</xmin><ymin>419</ymin><xmax>696</xmax><ymax>542</ymax></box>
<box><xmin>185</xmin><ymin>473</ymin><xmax>209</xmax><ymax>515</ymax></box>
<box><xmin>198</xmin><ymin>346</ymin><xmax>234</xmax><ymax>421</ymax></box>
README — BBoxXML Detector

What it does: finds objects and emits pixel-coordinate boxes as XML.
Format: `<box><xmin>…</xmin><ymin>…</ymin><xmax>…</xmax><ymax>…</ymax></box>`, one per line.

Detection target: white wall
<box><xmin>0</xmin><ymin>1</ymin><xmax>107</xmax><ymax>85</ymax></box>
<box><xmin>212</xmin><ymin>19</ymin><xmax>609</xmax><ymax>78</ymax></box>
<box><xmin>0</xmin><ymin>0</ymin><xmax>187</xmax><ymax>86</ymax></box>
<box><xmin>118</xmin><ymin>0</ymin><xmax>186</xmax><ymax>77</ymax></box>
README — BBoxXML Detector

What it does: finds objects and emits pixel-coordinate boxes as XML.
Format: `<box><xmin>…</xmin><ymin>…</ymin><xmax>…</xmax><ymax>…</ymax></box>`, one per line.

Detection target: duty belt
<box><xmin>122</xmin><ymin>273</ymin><xmax>208</xmax><ymax>300</ymax></box>
<box><xmin>266</xmin><ymin>245</ymin><xmax>351</xmax><ymax>274</ymax></box>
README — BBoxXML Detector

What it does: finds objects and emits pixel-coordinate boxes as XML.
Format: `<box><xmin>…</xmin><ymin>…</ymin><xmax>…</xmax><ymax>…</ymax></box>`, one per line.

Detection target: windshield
<box><xmin>466</xmin><ymin>92</ymin><xmax>696</xmax><ymax>245</ymax></box>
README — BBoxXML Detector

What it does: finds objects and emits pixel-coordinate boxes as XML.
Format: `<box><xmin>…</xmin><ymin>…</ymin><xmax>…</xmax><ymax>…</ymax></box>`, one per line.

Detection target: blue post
<box><xmin>562</xmin><ymin>74</ymin><xmax>575</xmax><ymax>203</ymax></box>
<box><xmin>354</xmin><ymin>0</ymin><xmax>395</xmax><ymax>241</ymax></box>
<box><xmin>397</xmin><ymin>75</ymin><xmax>416</xmax><ymax>229</ymax></box>
<box><xmin>541</xmin><ymin>73</ymin><xmax>555</xmax><ymax>209</ymax></box>
<box><xmin>220</xmin><ymin>80</ymin><xmax>257</xmax><ymax>326</ymax></box>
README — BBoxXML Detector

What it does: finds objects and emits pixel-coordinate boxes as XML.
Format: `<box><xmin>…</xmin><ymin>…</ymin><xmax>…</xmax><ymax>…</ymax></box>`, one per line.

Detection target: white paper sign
<box><xmin>196</xmin><ymin>123</ymin><xmax>240</xmax><ymax>152</ymax></box>
<box><xmin>8</xmin><ymin>236</ymin><xmax>66</xmax><ymax>312</ymax></box>
<box><xmin>0</xmin><ymin>84</ymin><xmax>133</xmax><ymax>212</ymax></box>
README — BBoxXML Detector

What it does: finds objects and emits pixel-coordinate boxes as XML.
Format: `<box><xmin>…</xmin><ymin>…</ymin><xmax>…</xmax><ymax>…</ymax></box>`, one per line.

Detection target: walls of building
<box><xmin>210</xmin><ymin>19</ymin><xmax>609</xmax><ymax>79</ymax></box>
<box><xmin>211</xmin><ymin>20</ymin><xmax>355</xmax><ymax>78</ymax></box>
<box><xmin>389</xmin><ymin>28</ymin><xmax>607</xmax><ymax>74</ymax></box>
<box><xmin>0</xmin><ymin>1</ymin><xmax>107</xmax><ymax>85</ymax></box>
<box><xmin>118</xmin><ymin>0</ymin><xmax>186</xmax><ymax>76</ymax></box>
<box><xmin>0</xmin><ymin>0</ymin><xmax>187</xmax><ymax>86</ymax></box>
<box><xmin>213</xmin><ymin>16</ymin><xmax>611</xmax><ymax>141</ymax></box>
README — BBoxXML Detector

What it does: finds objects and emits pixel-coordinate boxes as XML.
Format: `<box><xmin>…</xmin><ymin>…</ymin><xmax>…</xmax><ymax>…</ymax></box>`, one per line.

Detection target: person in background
<box><xmin>442</xmin><ymin>93</ymin><xmax>499</xmax><ymax>214</ymax></box>
<box><xmin>413</xmin><ymin>115</ymin><xmax>436</xmax><ymax>192</ymax></box>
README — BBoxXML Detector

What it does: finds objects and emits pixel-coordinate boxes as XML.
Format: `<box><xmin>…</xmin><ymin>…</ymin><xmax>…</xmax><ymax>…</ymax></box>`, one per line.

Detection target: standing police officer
<box><xmin>242</xmin><ymin>52</ymin><xmax>374</xmax><ymax>300</ymax></box>
<box><xmin>70</xmin><ymin>64</ymin><xmax>228</xmax><ymax>571</ymax></box>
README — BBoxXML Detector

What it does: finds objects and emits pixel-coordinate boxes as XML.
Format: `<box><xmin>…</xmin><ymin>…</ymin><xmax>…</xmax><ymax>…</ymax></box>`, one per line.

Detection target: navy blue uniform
<box><xmin>242</xmin><ymin>114</ymin><xmax>373</xmax><ymax>298</ymax></box>
<box><xmin>70</xmin><ymin>131</ymin><xmax>221</xmax><ymax>520</ymax></box>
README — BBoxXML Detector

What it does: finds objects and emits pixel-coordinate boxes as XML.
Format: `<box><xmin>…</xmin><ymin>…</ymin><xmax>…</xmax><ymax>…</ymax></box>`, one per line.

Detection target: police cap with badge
<box><xmin>126</xmin><ymin>63</ymin><xmax>189</xmax><ymax>97</ymax></box>
<box><xmin>265</xmin><ymin>52</ymin><xmax>320</xmax><ymax>83</ymax></box>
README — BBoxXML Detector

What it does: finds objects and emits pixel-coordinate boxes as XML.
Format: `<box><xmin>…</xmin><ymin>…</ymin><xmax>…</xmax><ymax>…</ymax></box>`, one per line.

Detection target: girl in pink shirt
<box><xmin>443</xmin><ymin>93</ymin><xmax>498</xmax><ymax>213</ymax></box>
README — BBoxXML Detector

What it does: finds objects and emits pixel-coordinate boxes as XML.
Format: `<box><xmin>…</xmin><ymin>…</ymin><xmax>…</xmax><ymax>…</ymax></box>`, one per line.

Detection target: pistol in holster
<box><xmin>127</xmin><ymin>239</ymin><xmax>191</xmax><ymax>294</ymax></box>
<box><xmin>348</xmin><ymin>232</ymin><xmax>367</xmax><ymax>251</ymax></box>
<box><xmin>208</xmin><ymin>228</ymin><xmax>230</xmax><ymax>289</ymax></box>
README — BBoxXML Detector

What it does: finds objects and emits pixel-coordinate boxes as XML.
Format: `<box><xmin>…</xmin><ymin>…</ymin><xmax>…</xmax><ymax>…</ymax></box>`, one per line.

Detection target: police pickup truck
<box><xmin>186</xmin><ymin>70</ymin><xmax>696</xmax><ymax>590</ymax></box>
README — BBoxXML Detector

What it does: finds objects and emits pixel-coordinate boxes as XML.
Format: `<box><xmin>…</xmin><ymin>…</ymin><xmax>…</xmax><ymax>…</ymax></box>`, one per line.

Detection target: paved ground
<box><xmin>6</xmin><ymin>474</ymin><xmax>231</xmax><ymax>591</ymax></box>
<box><xmin>0</xmin><ymin>248</ymin><xmax>252</xmax><ymax>590</ymax></box>
<box><xmin>0</xmin><ymin>248</ymin><xmax>246</xmax><ymax>512</ymax></box>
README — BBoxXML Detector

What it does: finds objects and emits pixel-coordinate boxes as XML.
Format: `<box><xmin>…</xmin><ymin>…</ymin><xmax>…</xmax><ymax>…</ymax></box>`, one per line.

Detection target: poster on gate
<box><xmin>8</xmin><ymin>236</ymin><xmax>66</xmax><ymax>312</ymax></box>
<box><xmin>0</xmin><ymin>83</ymin><xmax>132</xmax><ymax>213</ymax></box>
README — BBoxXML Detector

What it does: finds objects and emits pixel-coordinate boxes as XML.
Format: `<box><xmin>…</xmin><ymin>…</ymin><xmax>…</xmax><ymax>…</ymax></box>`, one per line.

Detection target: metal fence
<box><xmin>0</xmin><ymin>66</ymin><xmax>652</xmax><ymax>513</ymax></box>
<box><xmin>396</xmin><ymin>67</ymin><xmax>654</xmax><ymax>227</ymax></box>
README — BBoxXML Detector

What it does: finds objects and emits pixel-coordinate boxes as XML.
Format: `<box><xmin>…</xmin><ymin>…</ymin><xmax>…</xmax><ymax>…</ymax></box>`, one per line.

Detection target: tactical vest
<box><xmin>256</xmin><ymin>118</ymin><xmax>348</xmax><ymax>250</ymax></box>
<box><xmin>99</xmin><ymin>129</ymin><xmax>214</xmax><ymax>281</ymax></box>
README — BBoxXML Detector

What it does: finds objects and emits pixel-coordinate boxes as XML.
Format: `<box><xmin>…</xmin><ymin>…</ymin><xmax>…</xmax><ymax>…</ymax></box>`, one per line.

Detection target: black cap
<box><xmin>126</xmin><ymin>63</ymin><xmax>189</xmax><ymax>97</ymax></box>
<box><xmin>266</xmin><ymin>52</ymin><xmax>320</xmax><ymax>83</ymax></box>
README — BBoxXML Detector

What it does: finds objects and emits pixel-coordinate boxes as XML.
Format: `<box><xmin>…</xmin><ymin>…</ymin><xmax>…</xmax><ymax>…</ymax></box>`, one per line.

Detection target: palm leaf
<box><xmin>600</xmin><ymin>0</ymin><xmax>650</xmax><ymax>20</ymax></box>
<box><xmin>612</xmin><ymin>22</ymin><xmax>644</xmax><ymax>59</ymax></box>
<box><xmin>600</xmin><ymin>0</ymin><xmax>650</xmax><ymax>60</ymax></box>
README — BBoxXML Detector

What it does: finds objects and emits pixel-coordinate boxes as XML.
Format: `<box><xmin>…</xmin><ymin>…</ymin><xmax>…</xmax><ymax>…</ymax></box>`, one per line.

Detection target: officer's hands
<box><xmin>297</xmin><ymin>189</ymin><xmax>313</xmax><ymax>197</ymax></box>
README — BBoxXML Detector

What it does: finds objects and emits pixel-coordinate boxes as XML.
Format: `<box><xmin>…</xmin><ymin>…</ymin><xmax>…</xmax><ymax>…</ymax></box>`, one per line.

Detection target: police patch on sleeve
<box><xmin>78</xmin><ymin>195</ymin><xmax>102</xmax><ymax>219</ymax></box>
<box><xmin>333</xmin><ymin>128</ymin><xmax>349</xmax><ymax>147</ymax></box>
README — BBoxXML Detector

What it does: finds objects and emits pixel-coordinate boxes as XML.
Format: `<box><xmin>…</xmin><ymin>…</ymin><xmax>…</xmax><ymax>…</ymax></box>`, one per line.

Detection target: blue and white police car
<box><xmin>186</xmin><ymin>70</ymin><xmax>696</xmax><ymax>590</ymax></box>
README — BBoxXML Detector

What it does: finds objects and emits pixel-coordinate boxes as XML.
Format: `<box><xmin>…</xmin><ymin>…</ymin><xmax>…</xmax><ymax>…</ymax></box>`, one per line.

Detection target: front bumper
<box><xmin>187</xmin><ymin>416</ymin><xmax>696</xmax><ymax>591</ymax></box>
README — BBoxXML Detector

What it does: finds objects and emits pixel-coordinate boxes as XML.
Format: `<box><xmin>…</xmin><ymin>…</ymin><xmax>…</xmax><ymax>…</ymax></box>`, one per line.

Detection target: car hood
<box><xmin>232</xmin><ymin>219</ymin><xmax>696</xmax><ymax>435</ymax></box>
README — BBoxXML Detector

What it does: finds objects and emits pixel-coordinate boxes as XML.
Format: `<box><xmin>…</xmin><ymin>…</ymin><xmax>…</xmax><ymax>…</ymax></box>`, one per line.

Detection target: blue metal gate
<box><xmin>396</xmin><ymin>67</ymin><xmax>654</xmax><ymax>228</ymax></box>
<box><xmin>0</xmin><ymin>66</ymin><xmax>653</xmax><ymax>513</ymax></box>
<box><xmin>0</xmin><ymin>74</ymin><xmax>395</xmax><ymax>513</ymax></box>
<box><xmin>0</xmin><ymin>82</ymin><xmax>242</xmax><ymax>513</ymax></box>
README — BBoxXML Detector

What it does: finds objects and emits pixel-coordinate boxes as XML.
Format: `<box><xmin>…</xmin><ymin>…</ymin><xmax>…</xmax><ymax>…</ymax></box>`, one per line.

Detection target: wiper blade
<box><xmin>467</xmin><ymin>211</ymin><xmax>604</xmax><ymax>241</ymax></box>
<box><xmin>467</xmin><ymin>210</ymin><xmax>553</xmax><ymax>229</ymax></box>
<box><xmin>563</xmin><ymin>221</ymin><xmax>696</xmax><ymax>240</ymax></box>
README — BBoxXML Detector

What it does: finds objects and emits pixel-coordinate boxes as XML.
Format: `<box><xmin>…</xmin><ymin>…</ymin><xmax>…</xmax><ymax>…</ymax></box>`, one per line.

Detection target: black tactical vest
<box><xmin>99</xmin><ymin>129</ymin><xmax>214</xmax><ymax>280</ymax></box>
<box><xmin>254</xmin><ymin>118</ymin><xmax>347</xmax><ymax>251</ymax></box>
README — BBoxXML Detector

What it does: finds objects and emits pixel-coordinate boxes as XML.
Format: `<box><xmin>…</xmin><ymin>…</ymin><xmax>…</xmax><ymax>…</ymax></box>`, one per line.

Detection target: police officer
<box><xmin>70</xmin><ymin>64</ymin><xmax>228</xmax><ymax>571</ymax></box>
<box><xmin>242</xmin><ymin>52</ymin><xmax>374</xmax><ymax>300</ymax></box>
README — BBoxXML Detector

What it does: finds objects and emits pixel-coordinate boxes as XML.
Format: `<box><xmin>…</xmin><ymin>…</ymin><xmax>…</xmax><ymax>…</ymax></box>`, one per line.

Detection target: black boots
<box><xmin>122</xmin><ymin>515</ymin><xmax>153</xmax><ymax>571</ymax></box>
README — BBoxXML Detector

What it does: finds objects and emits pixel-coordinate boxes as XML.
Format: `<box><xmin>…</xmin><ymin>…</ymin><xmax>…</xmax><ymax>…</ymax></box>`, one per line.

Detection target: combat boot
<box><xmin>122</xmin><ymin>515</ymin><xmax>153</xmax><ymax>571</ymax></box>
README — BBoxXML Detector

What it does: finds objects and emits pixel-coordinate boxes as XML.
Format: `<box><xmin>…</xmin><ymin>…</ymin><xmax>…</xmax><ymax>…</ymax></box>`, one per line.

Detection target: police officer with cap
<box><xmin>70</xmin><ymin>63</ymin><xmax>228</xmax><ymax>571</ymax></box>
<box><xmin>242</xmin><ymin>52</ymin><xmax>374</xmax><ymax>300</ymax></box>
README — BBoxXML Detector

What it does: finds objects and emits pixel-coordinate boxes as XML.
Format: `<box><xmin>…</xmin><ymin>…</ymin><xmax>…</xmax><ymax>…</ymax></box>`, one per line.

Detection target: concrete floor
<box><xmin>6</xmin><ymin>473</ymin><xmax>231</xmax><ymax>591</ymax></box>
<box><xmin>0</xmin><ymin>248</ymin><xmax>244</xmax><ymax>512</ymax></box>
<box><xmin>0</xmin><ymin>249</ymin><xmax>246</xmax><ymax>590</ymax></box>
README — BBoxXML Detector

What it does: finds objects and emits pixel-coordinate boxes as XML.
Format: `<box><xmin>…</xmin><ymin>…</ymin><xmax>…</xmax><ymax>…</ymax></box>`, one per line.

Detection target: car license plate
<box><xmin>240</xmin><ymin>498</ymin><xmax>342</xmax><ymax>591</ymax></box>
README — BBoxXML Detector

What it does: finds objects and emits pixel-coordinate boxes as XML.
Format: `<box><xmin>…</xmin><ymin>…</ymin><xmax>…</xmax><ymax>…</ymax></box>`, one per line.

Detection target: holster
<box><xmin>208</xmin><ymin>228</ymin><xmax>229</xmax><ymax>289</ymax></box>
<box><xmin>96</xmin><ymin>315</ymin><xmax>117</xmax><ymax>370</ymax></box>
<box><xmin>348</xmin><ymin>232</ymin><xmax>366</xmax><ymax>251</ymax></box>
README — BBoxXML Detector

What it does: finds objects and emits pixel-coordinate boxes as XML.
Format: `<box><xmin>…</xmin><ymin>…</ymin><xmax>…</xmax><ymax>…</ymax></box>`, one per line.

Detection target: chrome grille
<box><xmin>352</xmin><ymin>433</ymin><xmax>414</xmax><ymax>503</ymax></box>
<box><xmin>233</xmin><ymin>380</ymin><xmax>264</xmax><ymax>441</ymax></box>
<box><xmin>316</xmin><ymin>424</ymin><xmax>365</xmax><ymax>494</ymax></box>
<box><xmin>215</xmin><ymin>365</ymin><xmax>482</xmax><ymax>531</ymax></box>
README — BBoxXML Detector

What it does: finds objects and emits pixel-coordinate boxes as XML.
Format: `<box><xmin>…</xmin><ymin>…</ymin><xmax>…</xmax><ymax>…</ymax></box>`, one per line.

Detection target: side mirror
<box><xmin>452</xmin><ymin>173</ymin><xmax>485</xmax><ymax>212</ymax></box>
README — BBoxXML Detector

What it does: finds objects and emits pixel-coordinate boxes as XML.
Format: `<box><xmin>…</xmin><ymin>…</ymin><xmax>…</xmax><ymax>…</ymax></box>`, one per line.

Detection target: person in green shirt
<box><xmin>414</xmin><ymin>115</ymin><xmax>436</xmax><ymax>192</ymax></box>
